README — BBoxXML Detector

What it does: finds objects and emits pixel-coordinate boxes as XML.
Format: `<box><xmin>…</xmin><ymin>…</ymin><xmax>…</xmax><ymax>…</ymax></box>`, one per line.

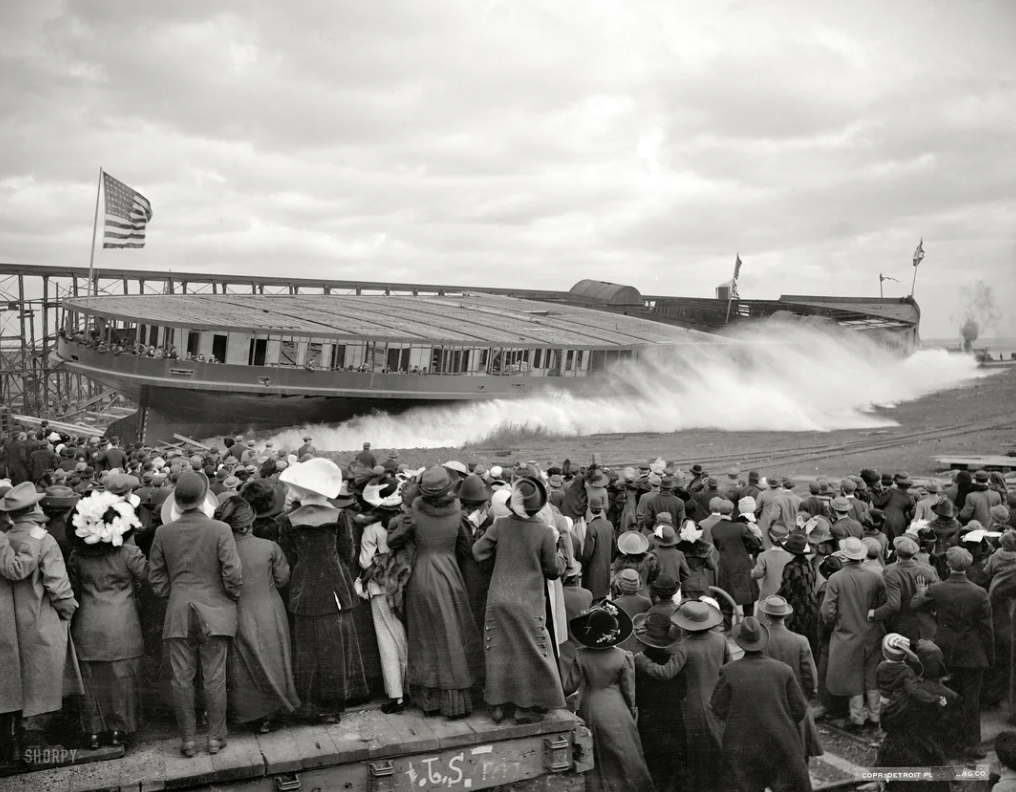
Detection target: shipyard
<box><xmin>1</xmin><ymin>2</ymin><xmax>1015</xmax><ymax>792</ymax></box>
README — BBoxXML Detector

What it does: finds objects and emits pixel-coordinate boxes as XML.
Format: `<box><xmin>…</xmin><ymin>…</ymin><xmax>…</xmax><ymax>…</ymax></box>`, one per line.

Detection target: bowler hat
<box><xmin>589</xmin><ymin>495</ymin><xmax>604</xmax><ymax>511</ymax></box>
<box><xmin>759</xmin><ymin>595</ymin><xmax>794</xmax><ymax>618</ymax></box>
<box><xmin>932</xmin><ymin>499</ymin><xmax>957</xmax><ymax>518</ymax></box>
<box><xmin>633</xmin><ymin>612</ymin><xmax>681</xmax><ymax>649</ymax></box>
<box><xmin>161</xmin><ymin>479</ymin><xmax>219</xmax><ymax>524</ymax></box>
<box><xmin>453</xmin><ymin>474</ymin><xmax>493</xmax><ymax>502</ymax></box>
<box><xmin>570</xmin><ymin>602</ymin><xmax>633</xmax><ymax>649</ymax></box>
<box><xmin>732</xmin><ymin>616</ymin><xmax>769</xmax><ymax>651</ymax></box>
<box><xmin>173</xmin><ymin>470</ymin><xmax>208</xmax><ymax>510</ymax></box>
<box><xmin>617</xmin><ymin>530</ymin><xmax>650</xmax><ymax>556</ymax></box>
<box><xmin>690</xmin><ymin>464</ymin><xmax>704</xmax><ymax>476</ymax></box>
<box><xmin>672</xmin><ymin>600</ymin><xmax>723</xmax><ymax>632</ymax></box>
<box><xmin>748</xmin><ymin>470</ymin><xmax>760</xmax><ymax>482</ymax></box>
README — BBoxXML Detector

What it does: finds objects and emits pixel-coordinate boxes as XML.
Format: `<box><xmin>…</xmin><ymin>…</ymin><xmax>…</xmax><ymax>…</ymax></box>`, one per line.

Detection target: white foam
<box><xmin>264</xmin><ymin>321</ymin><xmax>994</xmax><ymax>452</ymax></box>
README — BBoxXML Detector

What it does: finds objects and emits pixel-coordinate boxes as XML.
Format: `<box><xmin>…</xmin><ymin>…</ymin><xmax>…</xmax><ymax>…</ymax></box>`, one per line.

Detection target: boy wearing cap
<box><xmin>911</xmin><ymin>546</ymin><xmax>993</xmax><ymax>759</ymax></box>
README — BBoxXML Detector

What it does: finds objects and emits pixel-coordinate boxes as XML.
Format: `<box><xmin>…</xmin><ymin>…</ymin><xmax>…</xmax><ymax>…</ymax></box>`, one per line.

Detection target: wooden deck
<box><xmin>6</xmin><ymin>707</ymin><xmax>590</xmax><ymax>792</ymax></box>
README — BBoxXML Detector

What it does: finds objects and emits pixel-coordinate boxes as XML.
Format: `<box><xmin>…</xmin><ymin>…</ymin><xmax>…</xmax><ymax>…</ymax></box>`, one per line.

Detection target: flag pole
<box><xmin>879</xmin><ymin>275</ymin><xmax>883</xmax><ymax>299</ymax></box>
<box><xmin>910</xmin><ymin>266</ymin><xmax>918</xmax><ymax>298</ymax></box>
<box><xmin>86</xmin><ymin>167</ymin><xmax>102</xmax><ymax>312</ymax></box>
<box><xmin>725</xmin><ymin>253</ymin><xmax>737</xmax><ymax>324</ymax></box>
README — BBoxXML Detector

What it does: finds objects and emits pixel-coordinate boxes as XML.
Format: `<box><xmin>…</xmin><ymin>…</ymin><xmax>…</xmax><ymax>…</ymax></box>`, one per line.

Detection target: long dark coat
<box><xmin>764</xmin><ymin>622</ymin><xmax>823</xmax><ymax>758</ymax></box>
<box><xmin>820</xmin><ymin>563</ymin><xmax>886</xmax><ymax>696</ymax></box>
<box><xmin>711</xmin><ymin>518</ymin><xmax>761</xmax><ymax>605</ymax></box>
<box><xmin>881</xmin><ymin>489</ymin><xmax>916</xmax><ymax>540</ymax></box>
<box><xmin>911</xmin><ymin>572</ymin><xmax>993</xmax><ymax>668</ymax></box>
<box><xmin>871</xmin><ymin>558</ymin><xmax>939</xmax><ymax>642</ymax></box>
<box><xmin>634</xmin><ymin>630</ymin><xmax>729</xmax><ymax>792</ymax></box>
<box><xmin>710</xmin><ymin>653</ymin><xmax>812</xmax><ymax>792</ymax></box>
<box><xmin>580</xmin><ymin>515</ymin><xmax>615</xmax><ymax>600</ymax></box>
<box><xmin>70</xmin><ymin>543</ymin><xmax>148</xmax><ymax>660</ymax></box>
<box><xmin>472</xmin><ymin>513</ymin><xmax>566</xmax><ymax>709</ymax></box>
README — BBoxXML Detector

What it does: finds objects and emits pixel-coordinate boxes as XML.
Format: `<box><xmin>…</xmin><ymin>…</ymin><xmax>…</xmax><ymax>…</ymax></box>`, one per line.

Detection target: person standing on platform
<box><xmin>215</xmin><ymin>495</ymin><xmax>299</xmax><ymax>732</ymax></box>
<box><xmin>389</xmin><ymin>466</ymin><xmax>482</xmax><ymax>718</ymax></box>
<box><xmin>911</xmin><ymin>545</ymin><xmax>994</xmax><ymax>760</ymax></box>
<box><xmin>563</xmin><ymin>603</ymin><xmax>654</xmax><ymax>792</ymax></box>
<box><xmin>277</xmin><ymin>459</ymin><xmax>369</xmax><ymax>724</ymax></box>
<box><xmin>149</xmin><ymin>470</ymin><xmax>241</xmax><ymax>756</ymax></box>
<box><xmin>473</xmin><ymin>475</ymin><xmax>567</xmax><ymax>724</ymax></box>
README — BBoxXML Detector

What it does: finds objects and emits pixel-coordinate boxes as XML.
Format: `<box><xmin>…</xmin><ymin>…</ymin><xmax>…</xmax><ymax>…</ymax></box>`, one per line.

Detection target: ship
<box><xmin>52</xmin><ymin>279</ymin><xmax>921</xmax><ymax>443</ymax></box>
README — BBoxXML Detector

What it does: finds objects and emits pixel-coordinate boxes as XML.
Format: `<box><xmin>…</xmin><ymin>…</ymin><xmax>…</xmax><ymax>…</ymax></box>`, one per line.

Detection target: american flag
<box><xmin>730</xmin><ymin>253</ymin><xmax>742</xmax><ymax>298</ymax></box>
<box><xmin>102</xmin><ymin>172</ymin><xmax>153</xmax><ymax>249</ymax></box>
<box><xmin>912</xmin><ymin>238</ymin><xmax>924</xmax><ymax>268</ymax></box>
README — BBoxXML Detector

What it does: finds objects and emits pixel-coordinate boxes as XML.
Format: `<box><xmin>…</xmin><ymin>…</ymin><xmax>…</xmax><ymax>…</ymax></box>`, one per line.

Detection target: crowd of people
<box><xmin>2</xmin><ymin>424</ymin><xmax>1016</xmax><ymax>790</ymax></box>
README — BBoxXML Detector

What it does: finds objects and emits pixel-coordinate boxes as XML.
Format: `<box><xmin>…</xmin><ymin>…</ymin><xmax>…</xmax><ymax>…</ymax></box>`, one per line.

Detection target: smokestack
<box><xmin>961</xmin><ymin>318</ymin><xmax>978</xmax><ymax>353</ymax></box>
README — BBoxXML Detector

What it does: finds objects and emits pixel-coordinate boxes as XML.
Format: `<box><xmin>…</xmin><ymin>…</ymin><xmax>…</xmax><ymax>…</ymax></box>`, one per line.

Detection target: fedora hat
<box><xmin>732</xmin><ymin>616</ymin><xmax>770</xmax><ymax>652</ymax></box>
<box><xmin>161</xmin><ymin>485</ymin><xmax>219</xmax><ymax>524</ymax></box>
<box><xmin>0</xmin><ymin>482</ymin><xmax>46</xmax><ymax>512</ymax></box>
<box><xmin>830</xmin><ymin>496</ymin><xmax>851</xmax><ymax>513</ymax></box>
<box><xmin>442</xmin><ymin>460</ymin><xmax>469</xmax><ymax>480</ymax></box>
<box><xmin>839</xmin><ymin>537</ymin><xmax>867</xmax><ymax>561</ymax></box>
<box><xmin>41</xmin><ymin>485</ymin><xmax>80</xmax><ymax>510</ymax></box>
<box><xmin>784</xmin><ymin>532</ymin><xmax>811</xmax><ymax>555</ymax></box>
<box><xmin>672</xmin><ymin>600</ymin><xmax>723</xmax><ymax>632</ymax></box>
<box><xmin>633</xmin><ymin>612</ymin><xmax>681</xmax><ymax>649</ymax></box>
<box><xmin>280</xmin><ymin>458</ymin><xmax>343</xmax><ymax>499</ymax></box>
<box><xmin>659</xmin><ymin>476</ymin><xmax>675</xmax><ymax>490</ymax></box>
<box><xmin>759</xmin><ymin>595</ymin><xmax>794</xmax><ymax>618</ymax></box>
<box><xmin>453</xmin><ymin>474</ymin><xmax>493</xmax><ymax>503</ymax></box>
<box><xmin>570</xmin><ymin>602</ymin><xmax>633</xmax><ymax>649</ymax></box>
<box><xmin>931</xmin><ymin>499</ymin><xmax>958</xmax><ymax>518</ymax></box>
<box><xmin>617</xmin><ymin>530</ymin><xmax>650</xmax><ymax>556</ymax></box>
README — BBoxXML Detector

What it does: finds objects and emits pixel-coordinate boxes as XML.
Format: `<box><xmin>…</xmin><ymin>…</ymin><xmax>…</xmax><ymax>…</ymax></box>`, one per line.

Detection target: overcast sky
<box><xmin>1</xmin><ymin>0</ymin><xmax>1013</xmax><ymax>339</ymax></box>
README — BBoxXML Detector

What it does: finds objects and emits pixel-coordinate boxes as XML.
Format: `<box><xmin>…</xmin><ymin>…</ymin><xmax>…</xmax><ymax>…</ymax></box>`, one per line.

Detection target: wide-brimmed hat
<box><xmin>570</xmin><ymin>602</ymin><xmax>633</xmax><ymax>649</ymax></box>
<box><xmin>414</xmin><ymin>466</ymin><xmax>454</xmax><ymax>498</ymax></box>
<box><xmin>41</xmin><ymin>485</ymin><xmax>80</xmax><ymax>510</ymax></box>
<box><xmin>442</xmin><ymin>460</ymin><xmax>469</xmax><ymax>480</ymax></box>
<box><xmin>239</xmin><ymin>478</ymin><xmax>286</xmax><ymax>518</ymax></box>
<box><xmin>672</xmin><ymin>600</ymin><xmax>723</xmax><ymax>632</ymax></box>
<box><xmin>932</xmin><ymin>499</ymin><xmax>958</xmax><ymax>518</ymax></box>
<box><xmin>807</xmin><ymin>518</ymin><xmax>834</xmax><ymax>546</ymax></box>
<box><xmin>510</xmin><ymin>476</ymin><xmax>548</xmax><ymax>515</ymax></box>
<box><xmin>839</xmin><ymin>537</ymin><xmax>867</xmax><ymax>561</ymax></box>
<box><xmin>759</xmin><ymin>595</ymin><xmax>794</xmax><ymax>618</ymax></box>
<box><xmin>161</xmin><ymin>485</ymin><xmax>219</xmax><ymax>524</ymax></box>
<box><xmin>733</xmin><ymin>616</ymin><xmax>770</xmax><ymax>651</ymax></box>
<box><xmin>617</xmin><ymin>530</ymin><xmax>650</xmax><ymax>555</ymax></box>
<box><xmin>454</xmin><ymin>474</ymin><xmax>493</xmax><ymax>503</ymax></box>
<box><xmin>633</xmin><ymin>611</ymin><xmax>681</xmax><ymax>649</ymax></box>
<box><xmin>280</xmin><ymin>458</ymin><xmax>343</xmax><ymax>499</ymax></box>
<box><xmin>0</xmin><ymin>482</ymin><xmax>44</xmax><ymax>513</ymax></box>
<box><xmin>588</xmin><ymin>470</ymin><xmax>610</xmax><ymax>488</ymax></box>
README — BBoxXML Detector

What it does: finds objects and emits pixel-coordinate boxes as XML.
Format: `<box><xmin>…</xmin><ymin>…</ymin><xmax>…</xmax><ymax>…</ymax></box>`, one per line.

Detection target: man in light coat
<box><xmin>751</xmin><ymin>525</ymin><xmax>793</xmax><ymax>618</ymax></box>
<box><xmin>820</xmin><ymin>537</ymin><xmax>886</xmax><ymax>729</ymax></box>
<box><xmin>150</xmin><ymin>470</ymin><xmax>243</xmax><ymax>756</ymax></box>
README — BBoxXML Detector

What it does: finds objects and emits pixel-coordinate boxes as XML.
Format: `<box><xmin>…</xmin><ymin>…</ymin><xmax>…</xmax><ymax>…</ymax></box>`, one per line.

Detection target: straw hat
<box><xmin>280</xmin><ymin>458</ymin><xmax>343</xmax><ymax>499</ymax></box>
<box><xmin>839</xmin><ymin>537</ymin><xmax>867</xmax><ymax>561</ymax></box>
<box><xmin>617</xmin><ymin>530</ymin><xmax>650</xmax><ymax>556</ymax></box>
<box><xmin>758</xmin><ymin>595</ymin><xmax>794</xmax><ymax>618</ymax></box>
<box><xmin>672</xmin><ymin>600</ymin><xmax>723</xmax><ymax>632</ymax></box>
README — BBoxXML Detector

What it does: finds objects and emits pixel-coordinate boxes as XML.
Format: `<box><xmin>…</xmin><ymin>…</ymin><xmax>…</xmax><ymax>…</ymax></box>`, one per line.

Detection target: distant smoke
<box><xmin>262</xmin><ymin>320</ymin><xmax>992</xmax><ymax>452</ymax></box>
<box><xmin>954</xmin><ymin>280</ymin><xmax>1000</xmax><ymax>352</ymax></box>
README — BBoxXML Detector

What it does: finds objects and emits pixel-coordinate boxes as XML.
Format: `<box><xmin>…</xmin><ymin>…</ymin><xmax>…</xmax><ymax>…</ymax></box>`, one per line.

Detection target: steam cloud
<box><xmin>954</xmin><ymin>280</ymin><xmax>1001</xmax><ymax>346</ymax></box>
<box><xmin>263</xmin><ymin>320</ymin><xmax>992</xmax><ymax>452</ymax></box>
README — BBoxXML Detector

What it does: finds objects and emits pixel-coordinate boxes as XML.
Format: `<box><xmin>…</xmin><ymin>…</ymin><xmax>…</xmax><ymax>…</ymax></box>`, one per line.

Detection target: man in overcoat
<box><xmin>829</xmin><ymin>497</ymin><xmax>864</xmax><ymax>541</ymax></box>
<box><xmin>959</xmin><ymin>470</ymin><xmax>1002</xmax><ymax>527</ymax></box>
<box><xmin>150</xmin><ymin>470</ymin><xmax>243</xmax><ymax>756</ymax></box>
<box><xmin>911</xmin><ymin>545</ymin><xmax>993</xmax><ymax>760</ymax></box>
<box><xmin>710</xmin><ymin>616</ymin><xmax>812</xmax><ymax>792</ymax></box>
<box><xmin>869</xmin><ymin>534</ymin><xmax>939</xmax><ymax>642</ymax></box>
<box><xmin>820</xmin><ymin>537</ymin><xmax>886</xmax><ymax>728</ymax></box>
<box><xmin>640</xmin><ymin>476</ymin><xmax>686</xmax><ymax>532</ymax></box>
<box><xmin>579</xmin><ymin>495</ymin><xmax>613</xmax><ymax>601</ymax></box>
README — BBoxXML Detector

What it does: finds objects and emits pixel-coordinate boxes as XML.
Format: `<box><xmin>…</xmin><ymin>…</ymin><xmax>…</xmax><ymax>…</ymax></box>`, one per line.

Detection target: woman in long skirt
<box><xmin>563</xmin><ymin>603</ymin><xmax>654</xmax><ymax>792</ymax></box>
<box><xmin>388</xmin><ymin>467</ymin><xmax>483</xmax><ymax>717</ymax></box>
<box><xmin>215</xmin><ymin>496</ymin><xmax>299</xmax><ymax>731</ymax></box>
<box><xmin>278</xmin><ymin>459</ymin><xmax>368</xmax><ymax>723</ymax></box>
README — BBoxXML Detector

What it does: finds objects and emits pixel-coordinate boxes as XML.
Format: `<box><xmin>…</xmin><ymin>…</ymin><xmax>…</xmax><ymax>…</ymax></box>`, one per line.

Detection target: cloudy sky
<box><xmin>1</xmin><ymin>0</ymin><xmax>1013</xmax><ymax>339</ymax></box>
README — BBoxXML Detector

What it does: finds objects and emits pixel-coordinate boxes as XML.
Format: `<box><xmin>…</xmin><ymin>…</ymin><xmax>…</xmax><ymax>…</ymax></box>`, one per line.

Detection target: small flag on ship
<box><xmin>912</xmin><ymin>238</ymin><xmax>924</xmax><ymax>267</ymax></box>
<box><xmin>731</xmin><ymin>254</ymin><xmax>742</xmax><ymax>298</ymax></box>
<box><xmin>102</xmin><ymin>172</ymin><xmax>153</xmax><ymax>249</ymax></box>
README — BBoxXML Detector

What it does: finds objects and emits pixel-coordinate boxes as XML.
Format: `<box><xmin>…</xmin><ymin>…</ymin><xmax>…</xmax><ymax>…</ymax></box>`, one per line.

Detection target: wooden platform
<box><xmin>934</xmin><ymin>455</ymin><xmax>1016</xmax><ymax>472</ymax></box>
<box><xmin>6</xmin><ymin>707</ymin><xmax>591</xmax><ymax>792</ymax></box>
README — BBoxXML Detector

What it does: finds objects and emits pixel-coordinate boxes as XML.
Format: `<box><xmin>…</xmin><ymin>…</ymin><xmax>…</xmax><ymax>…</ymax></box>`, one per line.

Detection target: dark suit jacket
<box><xmin>579</xmin><ymin>515</ymin><xmax>614</xmax><ymax>600</ymax></box>
<box><xmin>149</xmin><ymin>511</ymin><xmax>242</xmax><ymax>639</ymax></box>
<box><xmin>911</xmin><ymin>571</ymin><xmax>993</xmax><ymax>668</ymax></box>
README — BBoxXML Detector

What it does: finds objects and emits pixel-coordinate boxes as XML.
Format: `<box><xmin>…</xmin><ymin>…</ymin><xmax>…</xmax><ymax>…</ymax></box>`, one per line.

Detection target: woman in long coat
<box><xmin>633</xmin><ymin>612</ymin><xmax>685</xmax><ymax>792</ymax></box>
<box><xmin>776</xmin><ymin>532</ymin><xmax>821</xmax><ymax>660</ymax></box>
<box><xmin>563</xmin><ymin>603</ymin><xmax>654</xmax><ymax>792</ymax></box>
<box><xmin>473</xmin><ymin>476</ymin><xmax>567</xmax><ymax>723</ymax></box>
<box><xmin>711</xmin><ymin>512</ymin><xmax>761</xmax><ymax>628</ymax></box>
<box><xmin>277</xmin><ymin>459</ymin><xmax>369</xmax><ymax>723</ymax></box>
<box><xmin>68</xmin><ymin>511</ymin><xmax>148</xmax><ymax>747</ymax></box>
<box><xmin>216</xmin><ymin>496</ymin><xmax>299</xmax><ymax>731</ymax></box>
<box><xmin>388</xmin><ymin>466</ymin><xmax>483</xmax><ymax>717</ymax></box>
<box><xmin>633</xmin><ymin>600</ymin><xmax>729</xmax><ymax>792</ymax></box>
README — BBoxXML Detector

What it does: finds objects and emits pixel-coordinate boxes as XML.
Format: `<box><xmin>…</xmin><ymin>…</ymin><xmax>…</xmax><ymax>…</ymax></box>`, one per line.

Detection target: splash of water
<box><xmin>264</xmin><ymin>321</ymin><xmax>992</xmax><ymax>452</ymax></box>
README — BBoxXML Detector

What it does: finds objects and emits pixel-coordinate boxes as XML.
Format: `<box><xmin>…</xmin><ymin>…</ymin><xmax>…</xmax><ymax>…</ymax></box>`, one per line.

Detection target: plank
<box><xmin>338</xmin><ymin>709</ymin><xmax>406</xmax><ymax>759</ymax></box>
<box><xmin>284</xmin><ymin>722</ymin><xmax>343</xmax><ymax>770</ymax></box>
<box><xmin>159</xmin><ymin>737</ymin><xmax>216</xmax><ymax>790</ymax></box>
<box><xmin>321</xmin><ymin>723</ymin><xmax>371</xmax><ymax>763</ymax></box>
<box><xmin>207</xmin><ymin>731</ymin><xmax>263</xmax><ymax>783</ymax></box>
<box><xmin>426</xmin><ymin>711</ymin><xmax>482</xmax><ymax>750</ymax></box>
<box><xmin>172</xmin><ymin>434</ymin><xmax>211</xmax><ymax>450</ymax></box>
<box><xmin>375</xmin><ymin>709</ymin><xmax>441</xmax><ymax>755</ymax></box>
<box><xmin>253</xmin><ymin>726</ymin><xmax>303</xmax><ymax>775</ymax></box>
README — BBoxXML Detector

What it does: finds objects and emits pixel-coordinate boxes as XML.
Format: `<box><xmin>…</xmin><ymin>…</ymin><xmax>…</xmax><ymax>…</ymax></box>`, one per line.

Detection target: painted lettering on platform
<box><xmin>402</xmin><ymin>750</ymin><xmax>521</xmax><ymax>789</ymax></box>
